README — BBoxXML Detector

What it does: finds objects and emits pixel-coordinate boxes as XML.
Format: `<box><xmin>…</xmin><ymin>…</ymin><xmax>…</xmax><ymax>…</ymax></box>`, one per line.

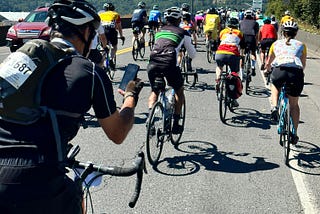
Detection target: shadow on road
<box><xmin>153</xmin><ymin>140</ymin><xmax>279</xmax><ymax>176</ymax></box>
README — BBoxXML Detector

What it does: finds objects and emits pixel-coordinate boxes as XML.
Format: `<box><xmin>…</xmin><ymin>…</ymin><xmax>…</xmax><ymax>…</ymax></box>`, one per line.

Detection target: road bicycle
<box><xmin>277</xmin><ymin>84</ymin><xmax>296</xmax><ymax>166</ymax></box>
<box><xmin>243</xmin><ymin>46</ymin><xmax>252</xmax><ymax>95</ymax></box>
<box><xmin>66</xmin><ymin>144</ymin><xmax>146</xmax><ymax>213</ymax></box>
<box><xmin>206</xmin><ymin>39</ymin><xmax>217</xmax><ymax>64</ymax></box>
<box><xmin>146</xmin><ymin>76</ymin><xmax>186</xmax><ymax>166</ymax></box>
<box><xmin>148</xmin><ymin>28</ymin><xmax>155</xmax><ymax>51</ymax></box>
<box><xmin>179</xmin><ymin>46</ymin><xmax>198</xmax><ymax>87</ymax></box>
<box><xmin>132</xmin><ymin>27</ymin><xmax>145</xmax><ymax>61</ymax></box>
<box><xmin>216</xmin><ymin>65</ymin><xmax>236</xmax><ymax>123</ymax></box>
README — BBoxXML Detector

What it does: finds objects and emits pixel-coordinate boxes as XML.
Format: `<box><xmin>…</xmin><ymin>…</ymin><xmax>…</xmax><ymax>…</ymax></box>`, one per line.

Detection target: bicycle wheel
<box><xmin>132</xmin><ymin>39</ymin><xmax>139</xmax><ymax>61</ymax></box>
<box><xmin>146</xmin><ymin>102</ymin><xmax>164</xmax><ymax>165</ymax></box>
<box><xmin>244</xmin><ymin>54</ymin><xmax>251</xmax><ymax>95</ymax></box>
<box><xmin>171</xmin><ymin>99</ymin><xmax>186</xmax><ymax>145</ymax></box>
<box><xmin>219</xmin><ymin>79</ymin><xmax>228</xmax><ymax>123</ymax></box>
<box><xmin>109</xmin><ymin>55</ymin><xmax>116</xmax><ymax>80</ymax></box>
<box><xmin>206</xmin><ymin>42</ymin><xmax>213</xmax><ymax>63</ymax></box>
<box><xmin>185</xmin><ymin>72</ymin><xmax>198</xmax><ymax>87</ymax></box>
<box><xmin>139</xmin><ymin>40</ymin><xmax>145</xmax><ymax>58</ymax></box>
<box><xmin>283</xmin><ymin>104</ymin><xmax>291</xmax><ymax>165</ymax></box>
<box><xmin>149</xmin><ymin>33</ymin><xmax>155</xmax><ymax>51</ymax></box>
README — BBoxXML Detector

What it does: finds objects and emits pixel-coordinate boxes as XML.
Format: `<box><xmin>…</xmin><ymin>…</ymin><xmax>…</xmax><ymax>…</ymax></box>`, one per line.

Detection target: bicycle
<box><xmin>197</xmin><ymin>23</ymin><xmax>204</xmax><ymax>38</ymax></box>
<box><xmin>132</xmin><ymin>27</ymin><xmax>145</xmax><ymax>61</ymax></box>
<box><xmin>179</xmin><ymin>46</ymin><xmax>198</xmax><ymax>87</ymax></box>
<box><xmin>277</xmin><ymin>84</ymin><xmax>296</xmax><ymax>166</ymax></box>
<box><xmin>206</xmin><ymin>39</ymin><xmax>217</xmax><ymax>64</ymax></box>
<box><xmin>66</xmin><ymin>144</ymin><xmax>146</xmax><ymax>213</ymax></box>
<box><xmin>243</xmin><ymin>46</ymin><xmax>252</xmax><ymax>95</ymax></box>
<box><xmin>216</xmin><ymin>65</ymin><xmax>236</xmax><ymax>123</ymax></box>
<box><xmin>146</xmin><ymin>76</ymin><xmax>186</xmax><ymax>166</ymax></box>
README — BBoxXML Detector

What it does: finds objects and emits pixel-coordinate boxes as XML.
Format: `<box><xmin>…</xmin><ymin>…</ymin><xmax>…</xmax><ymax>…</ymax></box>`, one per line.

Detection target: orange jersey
<box><xmin>217</xmin><ymin>28</ymin><xmax>243</xmax><ymax>56</ymax></box>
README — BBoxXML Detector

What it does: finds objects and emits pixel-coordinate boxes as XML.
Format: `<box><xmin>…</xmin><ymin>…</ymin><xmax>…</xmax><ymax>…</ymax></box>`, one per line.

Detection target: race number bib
<box><xmin>0</xmin><ymin>52</ymin><xmax>37</xmax><ymax>89</ymax></box>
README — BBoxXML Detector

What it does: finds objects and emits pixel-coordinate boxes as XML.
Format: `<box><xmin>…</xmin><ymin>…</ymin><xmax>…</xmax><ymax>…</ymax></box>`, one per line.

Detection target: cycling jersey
<box><xmin>204</xmin><ymin>13</ymin><xmax>220</xmax><ymax>40</ymax></box>
<box><xmin>269</xmin><ymin>39</ymin><xmax>307</xmax><ymax>69</ymax></box>
<box><xmin>259</xmin><ymin>24</ymin><xmax>277</xmax><ymax>40</ymax></box>
<box><xmin>131</xmin><ymin>8</ymin><xmax>147</xmax><ymax>23</ymax></box>
<box><xmin>216</xmin><ymin>27</ymin><xmax>243</xmax><ymax>56</ymax></box>
<box><xmin>195</xmin><ymin>14</ymin><xmax>204</xmax><ymax>22</ymax></box>
<box><xmin>147</xmin><ymin>24</ymin><xmax>196</xmax><ymax>91</ymax></box>
<box><xmin>148</xmin><ymin>9</ymin><xmax>161</xmax><ymax>22</ymax></box>
<box><xmin>99</xmin><ymin>10</ymin><xmax>121</xmax><ymax>29</ymax></box>
<box><xmin>239</xmin><ymin>19</ymin><xmax>259</xmax><ymax>36</ymax></box>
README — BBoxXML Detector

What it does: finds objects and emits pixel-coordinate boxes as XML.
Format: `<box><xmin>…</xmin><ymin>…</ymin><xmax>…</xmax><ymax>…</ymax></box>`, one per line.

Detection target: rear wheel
<box><xmin>149</xmin><ymin>32</ymin><xmax>155</xmax><ymax>51</ymax></box>
<box><xmin>146</xmin><ymin>102</ymin><xmax>164</xmax><ymax>165</ymax></box>
<box><xmin>206</xmin><ymin>42</ymin><xmax>213</xmax><ymax>63</ymax></box>
<box><xmin>139</xmin><ymin>40</ymin><xmax>145</xmax><ymax>58</ymax></box>
<box><xmin>244</xmin><ymin>54</ymin><xmax>251</xmax><ymax>95</ymax></box>
<box><xmin>283</xmin><ymin>106</ymin><xmax>291</xmax><ymax>165</ymax></box>
<box><xmin>219</xmin><ymin>79</ymin><xmax>228</xmax><ymax>123</ymax></box>
<box><xmin>171</xmin><ymin>99</ymin><xmax>186</xmax><ymax>145</ymax></box>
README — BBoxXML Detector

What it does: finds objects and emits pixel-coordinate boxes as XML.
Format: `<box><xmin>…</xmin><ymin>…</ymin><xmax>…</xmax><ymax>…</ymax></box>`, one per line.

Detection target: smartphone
<box><xmin>118</xmin><ymin>63</ymin><xmax>140</xmax><ymax>91</ymax></box>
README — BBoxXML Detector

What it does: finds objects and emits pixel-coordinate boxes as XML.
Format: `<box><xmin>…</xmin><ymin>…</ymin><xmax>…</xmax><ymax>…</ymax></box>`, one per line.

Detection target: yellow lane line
<box><xmin>116</xmin><ymin>42</ymin><xmax>149</xmax><ymax>55</ymax></box>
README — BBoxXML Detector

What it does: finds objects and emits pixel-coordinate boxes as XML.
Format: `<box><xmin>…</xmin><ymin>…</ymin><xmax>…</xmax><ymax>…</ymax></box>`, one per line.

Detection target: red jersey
<box><xmin>259</xmin><ymin>24</ymin><xmax>277</xmax><ymax>40</ymax></box>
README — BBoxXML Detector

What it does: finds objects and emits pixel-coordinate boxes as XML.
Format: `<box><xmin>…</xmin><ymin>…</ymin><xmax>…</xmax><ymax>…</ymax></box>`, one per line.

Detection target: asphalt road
<box><xmin>0</xmin><ymin>29</ymin><xmax>319</xmax><ymax>214</ymax></box>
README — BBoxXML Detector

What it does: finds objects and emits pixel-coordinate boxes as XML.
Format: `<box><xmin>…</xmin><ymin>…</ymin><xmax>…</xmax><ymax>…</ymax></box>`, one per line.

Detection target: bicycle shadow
<box><xmin>223</xmin><ymin>108</ymin><xmax>271</xmax><ymax>130</ymax></box>
<box><xmin>288</xmin><ymin>140</ymin><xmax>320</xmax><ymax>175</ymax></box>
<box><xmin>245</xmin><ymin>85</ymin><xmax>270</xmax><ymax>98</ymax></box>
<box><xmin>153</xmin><ymin>140</ymin><xmax>279</xmax><ymax>176</ymax></box>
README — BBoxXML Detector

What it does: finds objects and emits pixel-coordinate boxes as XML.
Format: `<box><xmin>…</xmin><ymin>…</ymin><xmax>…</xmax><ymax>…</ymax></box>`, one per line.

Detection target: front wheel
<box><xmin>171</xmin><ymin>99</ymin><xmax>186</xmax><ymax>145</ymax></box>
<box><xmin>146</xmin><ymin>102</ymin><xmax>165</xmax><ymax>165</ymax></box>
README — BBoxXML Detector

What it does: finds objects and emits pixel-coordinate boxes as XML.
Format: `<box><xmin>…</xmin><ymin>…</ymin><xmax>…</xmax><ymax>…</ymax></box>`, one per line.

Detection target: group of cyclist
<box><xmin>0</xmin><ymin>0</ymin><xmax>306</xmax><ymax>212</ymax></box>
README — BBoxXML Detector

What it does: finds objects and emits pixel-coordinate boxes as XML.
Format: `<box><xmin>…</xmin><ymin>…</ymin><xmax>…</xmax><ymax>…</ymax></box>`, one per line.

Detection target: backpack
<box><xmin>0</xmin><ymin>39</ymin><xmax>79</xmax><ymax>162</ymax></box>
<box><xmin>226</xmin><ymin>71</ymin><xmax>243</xmax><ymax>99</ymax></box>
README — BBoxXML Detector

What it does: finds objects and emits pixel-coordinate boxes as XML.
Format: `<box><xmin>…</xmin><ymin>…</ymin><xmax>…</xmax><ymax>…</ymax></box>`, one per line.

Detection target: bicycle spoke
<box><xmin>171</xmin><ymin>99</ymin><xmax>186</xmax><ymax>145</ymax></box>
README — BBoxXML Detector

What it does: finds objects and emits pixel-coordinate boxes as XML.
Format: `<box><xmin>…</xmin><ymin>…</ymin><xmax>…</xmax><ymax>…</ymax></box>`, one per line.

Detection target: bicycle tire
<box><xmin>283</xmin><ymin>103</ymin><xmax>291</xmax><ymax>165</ymax></box>
<box><xmin>108</xmin><ymin>56</ymin><xmax>116</xmax><ymax>80</ymax></box>
<box><xmin>171</xmin><ymin>99</ymin><xmax>186</xmax><ymax>145</ymax></box>
<box><xmin>219</xmin><ymin>78</ymin><xmax>228</xmax><ymax>123</ymax></box>
<box><xmin>206</xmin><ymin>42</ymin><xmax>213</xmax><ymax>63</ymax></box>
<box><xmin>244</xmin><ymin>53</ymin><xmax>251</xmax><ymax>95</ymax></box>
<box><xmin>149</xmin><ymin>33</ymin><xmax>155</xmax><ymax>51</ymax></box>
<box><xmin>146</xmin><ymin>102</ymin><xmax>164</xmax><ymax>165</ymax></box>
<box><xmin>132</xmin><ymin>39</ymin><xmax>139</xmax><ymax>61</ymax></box>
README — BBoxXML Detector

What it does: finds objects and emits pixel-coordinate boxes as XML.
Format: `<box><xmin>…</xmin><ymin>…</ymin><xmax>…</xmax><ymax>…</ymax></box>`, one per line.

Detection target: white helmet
<box><xmin>164</xmin><ymin>7</ymin><xmax>182</xmax><ymax>20</ymax></box>
<box><xmin>244</xmin><ymin>10</ymin><xmax>254</xmax><ymax>18</ymax></box>
<box><xmin>285</xmin><ymin>10</ymin><xmax>290</xmax><ymax>15</ymax></box>
<box><xmin>282</xmin><ymin>20</ymin><xmax>298</xmax><ymax>32</ymax></box>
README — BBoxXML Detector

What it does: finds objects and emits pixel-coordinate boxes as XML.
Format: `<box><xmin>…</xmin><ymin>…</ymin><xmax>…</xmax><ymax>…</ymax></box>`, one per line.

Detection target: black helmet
<box><xmin>181</xmin><ymin>3</ymin><xmax>190</xmax><ymax>12</ymax></box>
<box><xmin>103</xmin><ymin>2</ymin><xmax>115</xmax><ymax>11</ymax></box>
<box><xmin>138</xmin><ymin>1</ymin><xmax>146</xmax><ymax>9</ymax></box>
<box><xmin>48</xmin><ymin>0</ymin><xmax>100</xmax><ymax>30</ymax></box>
<box><xmin>227</xmin><ymin>18</ymin><xmax>239</xmax><ymax>28</ymax></box>
<box><xmin>207</xmin><ymin>7</ymin><xmax>217</xmax><ymax>14</ymax></box>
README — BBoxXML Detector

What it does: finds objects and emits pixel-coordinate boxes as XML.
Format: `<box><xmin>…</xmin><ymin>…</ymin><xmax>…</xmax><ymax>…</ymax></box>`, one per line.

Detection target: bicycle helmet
<box><xmin>263</xmin><ymin>17</ymin><xmax>271</xmax><ymax>24</ymax></box>
<box><xmin>138</xmin><ymin>1</ymin><xmax>146</xmax><ymax>9</ymax></box>
<box><xmin>207</xmin><ymin>7</ymin><xmax>217</xmax><ymax>14</ymax></box>
<box><xmin>284</xmin><ymin>10</ymin><xmax>290</xmax><ymax>15</ymax></box>
<box><xmin>153</xmin><ymin>5</ymin><xmax>159</xmax><ymax>10</ymax></box>
<box><xmin>164</xmin><ymin>7</ymin><xmax>182</xmax><ymax>20</ymax></box>
<box><xmin>244</xmin><ymin>10</ymin><xmax>254</xmax><ymax>18</ymax></box>
<box><xmin>181</xmin><ymin>3</ymin><xmax>190</xmax><ymax>12</ymax></box>
<box><xmin>227</xmin><ymin>17</ymin><xmax>239</xmax><ymax>28</ymax></box>
<box><xmin>48</xmin><ymin>0</ymin><xmax>100</xmax><ymax>30</ymax></box>
<box><xmin>282</xmin><ymin>20</ymin><xmax>298</xmax><ymax>32</ymax></box>
<box><xmin>103</xmin><ymin>2</ymin><xmax>115</xmax><ymax>11</ymax></box>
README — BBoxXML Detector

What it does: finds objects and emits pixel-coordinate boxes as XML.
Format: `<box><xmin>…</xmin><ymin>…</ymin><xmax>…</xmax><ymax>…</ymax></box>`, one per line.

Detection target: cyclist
<box><xmin>87</xmin><ymin>23</ymin><xmax>108</xmax><ymax>68</ymax></box>
<box><xmin>271</xmin><ymin>15</ymin><xmax>279</xmax><ymax>33</ymax></box>
<box><xmin>148</xmin><ymin>5</ymin><xmax>162</xmax><ymax>32</ymax></box>
<box><xmin>147</xmin><ymin>7</ymin><xmax>196</xmax><ymax>134</ymax></box>
<box><xmin>99</xmin><ymin>2</ymin><xmax>125</xmax><ymax>70</ymax></box>
<box><xmin>215</xmin><ymin>18</ymin><xmax>244</xmax><ymax>107</ymax></box>
<box><xmin>181</xmin><ymin>2</ymin><xmax>197</xmax><ymax>46</ymax></box>
<box><xmin>258</xmin><ymin>17</ymin><xmax>277</xmax><ymax>70</ymax></box>
<box><xmin>280</xmin><ymin>10</ymin><xmax>294</xmax><ymax>25</ymax></box>
<box><xmin>256</xmin><ymin>14</ymin><xmax>264</xmax><ymax>27</ymax></box>
<box><xmin>265</xmin><ymin>20</ymin><xmax>306</xmax><ymax>144</ymax></box>
<box><xmin>239</xmin><ymin>10</ymin><xmax>259</xmax><ymax>76</ymax></box>
<box><xmin>0</xmin><ymin>0</ymin><xmax>143</xmax><ymax>212</ymax></box>
<box><xmin>194</xmin><ymin>10</ymin><xmax>205</xmax><ymax>35</ymax></box>
<box><xmin>203</xmin><ymin>7</ymin><xmax>220</xmax><ymax>54</ymax></box>
<box><xmin>131</xmin><ymin>1</ymin><xmax>148</xmax><ymax>47</ymax></box>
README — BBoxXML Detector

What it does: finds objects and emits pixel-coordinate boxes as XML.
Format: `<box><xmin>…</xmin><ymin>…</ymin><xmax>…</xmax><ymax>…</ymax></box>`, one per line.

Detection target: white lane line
<box><xmin>257</xmin><ymin>56</ymin><xmax>318</xmax><ymax>214</ymax></box>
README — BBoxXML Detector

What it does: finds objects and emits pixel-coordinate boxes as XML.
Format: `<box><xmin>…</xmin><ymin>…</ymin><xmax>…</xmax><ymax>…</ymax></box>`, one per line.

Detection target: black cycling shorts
<box><xmin>260</xmin><ymin>38</ymin><xmax>276</xmax><ymax>51</ymax></box>
<box><xmin>271</xmin><ymin>66</ymin><xmax>304</xmax><ymax>97</ymax></box>
<box><xmin>104</xmin><ymin>28</ymin><xmax>118</xmax><ymax>46</ymax></box>
<box><xmin>215</xmin><ymin>54</ymin><xmax>240</xmax><ymax>73</ymax></box>
<box><xmin>132</xmin><ymin>21</ymin><xmax>145</xmax><ymax>34</ymax></box>
<box><xmin>148</xmin><ymin>21</ymin><xmax>159</xmax><ymax>30</ymax></box>
<box><xmin>147</xmin><ymin>60</ymin><xmax>183</xmax><ymax>92</ymax></box>
<box><xmin>241</xmin><ymin>35</ymin><xmax>257</xmax><ymax>53</ymax></box>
